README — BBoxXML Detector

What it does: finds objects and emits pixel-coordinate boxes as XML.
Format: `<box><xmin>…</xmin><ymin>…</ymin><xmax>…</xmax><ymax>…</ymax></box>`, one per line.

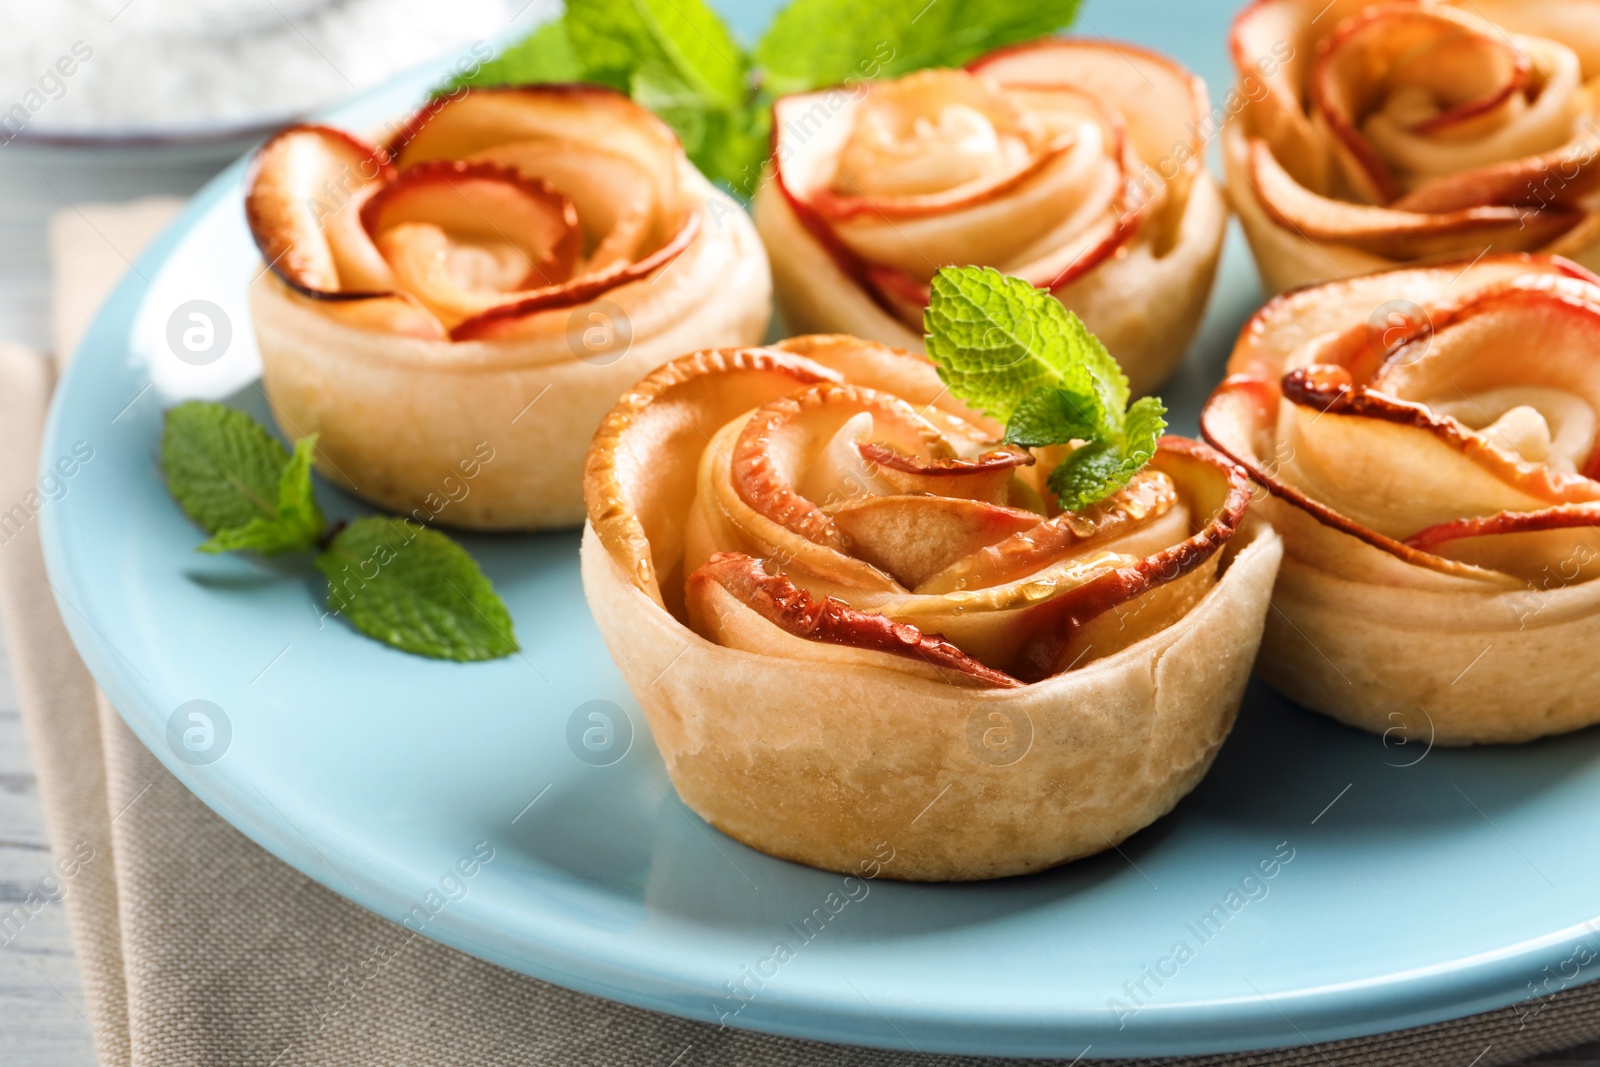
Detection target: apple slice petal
<box><xmin>769</xmin><ymin>72</ymin><xmax>1136</xmax><ymax>322</ymax></box>
<box><xmin>1394</xmin><ymin>150</ymin><xmax>1600</xmax><ymax>215</ymax></box>
<box><xmin>1402</xmin><ymin>503</ymin><xmax>1600</xmax><ymax>584</ymax></box>
<box><xmin>1372</xmin><ymin>282</ymin><xmax>1600</xmax><ymax>474</ymax></box>
<box><xmin>1225</xmin><ymin>253</ymin><xmax>1598</xmax><ymax>383</ymax></box>
<box><xmin>857</xmin><ymin>441</ymin><xmax>1033</xmax><ymax>504</ymax></box>
<box><xmin>686</xmin><ymin>552</ymin><xmax>1024</xmax><ymax>689</ymax></box>
<box><xmin>1248</xmin><ymin>137</ymin><xmax>1581</xmax><ymax>259</ymax></box>
<box><xmin>1451</xmin><ymin>0</ymin><xmax>1600</xmax><ymax>74</ymax></box>
<box><xmin>361</xmin><ymin>160</ymin><xmax>581</xmax><ymax>286</ymax></box>
<box><xmin>1276</xmin><ymin>365</ymin><xmax>1594</xmax><ymax>540</ymax></box>
<box><xmin>245</xmin><ymin>124</ymin><xmax>394</xmax><ymax>296</ymax></box>
<box><xmin>584</xmin><ymin>347</ymin><xmax>846</xmax><ymax>610</ymax></box>
<box><xmin>1199</xmin><ymin>373</ymin><xmax>1481</xmax><ymax>580</ymax></box>
<box><xmin>831</xmin><ymin>495</ymin><xmax>1043</xmax><ymax>589</ymax></box>
<box><xmin>1228</xmin><ymin>0</ymin><xmax>1350</xmax><ymax>193</ymax></box>
<box><xmin>732</xmin><ymin>383</ymin><xmax>954</xmax><ymax>550</ymax></box>
<box><xmin>1203</xmin><ymin>259</ymin><xmax>1600</xmax><ymax>587</ymax></box>
<box><xmin>877</xmin><ymin>437</ymin><xmax>1251</xmax><ymax>681</ymax></box>
<box><xmin>371</xmin><ymin>85</ymin><xmax>704</xmax><ymax>340</ymax></box>
<box><xmin>1308</xmin><ymin>5</ymin><xmax>1509</xmax><ymax>203</ymax></box>
<box><xmin>466</xmin><ymin>138</ymin><xmax>662</xmax><ymax>273</ymax></box>
<box><xmin>971</xmin><ymin>37</ymin><xmax>1209</xmax><ymax>210</ymax></box>
<box><xmin>447</xmin><ymin>212</ymin><xmax>700</xmax><ymax>341</ymax></box>
<box><xmin>812</xmin><ymin>69</ymin><xmax>1064</xmax><ymax>219</ymax></box>
<box><xmin>321</xmin><ymin>183</ymin><xmax>395</xmax><ymax>292</ymax></box>
<box><xmin>388</xmin><ymin>85</ymin><xmax>682</xmax><ymax>212</ymax></box>
<box><xmin>914</xmin><ymin>468</ymin><xmax>1182</xmax><ymax>594</ymax></box>
<box><xmin>830</xmin><ymin>89</ymin><xmax>1128</xmax><ymax>280</ymax></box>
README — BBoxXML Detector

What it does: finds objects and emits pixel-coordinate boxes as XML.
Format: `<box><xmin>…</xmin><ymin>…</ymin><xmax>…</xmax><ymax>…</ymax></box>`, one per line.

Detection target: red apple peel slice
<box><xmin>245</xmin><ymin>124</ymin><xmax>395</xmax><ymax>296</ymax></box>
<box><xmin>686</xmin><ymin>552</ymin><xmax>1024</xmax><ymax>688</ymax></box>
<box><xmin>360</xmin><ymin>160</ymin><xmax>581</xmax><ymax>289</ymax></box>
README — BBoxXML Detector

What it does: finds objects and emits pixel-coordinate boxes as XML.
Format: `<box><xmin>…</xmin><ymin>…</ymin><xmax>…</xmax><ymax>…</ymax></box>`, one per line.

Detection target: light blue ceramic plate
<box><xmin>37</xmin><ymin>0</ymin><xmax>1600</xmax><ymax>1058</ymax></box>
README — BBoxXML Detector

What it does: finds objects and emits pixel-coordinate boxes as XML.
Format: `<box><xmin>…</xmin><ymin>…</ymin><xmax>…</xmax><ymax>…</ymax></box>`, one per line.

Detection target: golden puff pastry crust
<box><xmin>1228</xmin><ymin>0</ymin><xmax>1600</xmax><ymax>293</ymax></box>
<box><xmin>583</xmin><ymin>335</ymin><xmax>1281</xmax><ymax>881</ymax></box>
<box><xmin>1202</xmin><ymin>254</ymin><xmax>1600</xmax><ymax>743</ymax></box>
<box><xmin>753</xmin><ymin>41</ymin><xmax>1227</xmax><ymax>397</ymax></box>
<box><xmin>245</xmin><ymin>86</ymin><xmax>771</xmax><ymax>530</ymax></box>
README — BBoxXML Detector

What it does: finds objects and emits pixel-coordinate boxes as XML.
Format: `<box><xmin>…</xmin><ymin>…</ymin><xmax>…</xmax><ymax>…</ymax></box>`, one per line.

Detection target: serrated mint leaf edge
<box><xmin>161</xmin><ymin>400</ymin><xmax>293</xmax><ymax>537</ymax></box>
<box><xmin>315</xmin><ymin>517</ymin><xmax>519</xmax><ymax>662</ymax></box>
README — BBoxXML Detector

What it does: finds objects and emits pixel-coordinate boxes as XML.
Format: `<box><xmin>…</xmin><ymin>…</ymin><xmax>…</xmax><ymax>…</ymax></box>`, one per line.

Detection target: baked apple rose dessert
<box><xmin>1201</xmin><ymin>255</ymin><xmax>1600</xmax><ymax>744</ymax></box>
<box><xmin>753</xmin><ymin>39</ymin><xmax>1228</xmax><ymax>397</ymax></box>
<box><xmin>1229</xmin><ymin>0</ymin><xmax>1600</xmax><ymax>294</ymax></box>
<box><xmin>582</xmin><ymin>268</ymin><xmax>1281</xmax><ymax>881</ymax></box>
<box><xmin>245</xmin><ymin>86</ymin><xmax>770</xmax><ymax>530</ymax></box>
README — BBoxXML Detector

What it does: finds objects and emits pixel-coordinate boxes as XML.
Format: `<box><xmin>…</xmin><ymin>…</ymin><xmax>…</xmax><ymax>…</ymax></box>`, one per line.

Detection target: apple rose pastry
<box><xmin>582</xmin><ymin>269</ymin><xmax>1280</xmax><ymax>881</ymax></box>
<box><xmin>753</xmin><ymin>39</ymin><xmax>1228</xmax><ymax>397</ymax></box>
<box><xmin>1229</xmin><ymin>0</ymin><xmax>1600</xmax><ymax>294</ymax></box>
<box><xmin>1201</xmin><ymin>254</ymin><xmax>1600</xmax><ymax>744</ymax></box>
<box><xmin>245</xmin><ymin>86</ymin><xmax>770</xmax><ymax>529</ymax></box>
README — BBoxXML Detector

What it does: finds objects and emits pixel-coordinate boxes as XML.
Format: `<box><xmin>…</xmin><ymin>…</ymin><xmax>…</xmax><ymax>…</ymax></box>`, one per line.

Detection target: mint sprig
<box><xmin>199</xmin><ymin>435</ymin><xmax>326</xmax><ymax>555</ymax></box>
<box><xmin>161</xmin><ymin>401</ymin><xmax>313</xmax><ymax>546</ymax></box>
<box><xmin>923</xmin><ymin>266</ymin><xmax>1167</xmax><ymax>511</ymax></box>
<box><xmin>449</xmin><ymin>0</ymin><xmax>1082</xmax><ymax>194</ymax></box>
<box><xmin>160</xmin><ymin>402</ymin><xmax>518</xmax><ymax>662</ymax></box>
<box><xmin>451</xmin><ymin>0</ymin><xmax>758</xmax><ymax>188</ymax></box>
<box><xmin>757</xmin><ymin>0</ymin><xmax>1084</xmax><ymax>97</ymax></box>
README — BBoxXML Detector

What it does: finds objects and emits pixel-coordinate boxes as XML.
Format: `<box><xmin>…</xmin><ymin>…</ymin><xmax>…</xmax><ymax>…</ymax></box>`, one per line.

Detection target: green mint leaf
<box><xmin>565</xmin><ymin>0</ymin><xmax>747</xmax><ymax>109</ymax></box>
<box><xmin>1123</xmin><ymin>395</ymin><xmax>1168</xmax><ymax>470</ymax></box>
<box><xmin>925</xmin><ymin>266</ymin><xmax>1167</xmax><ymax>511</ymax></box>
<box><xmin>197</xmin><ymin>435</ymin><xmax>327</xmax><ymax>556</ymax></box>
<box><xmin>628</xmin><ymin>61</ymin><xmax>764</xmax><ymax>186</ymax></box>
<box><xmin>1044</xmin><ymin>398</ymin><xmax>1168</xmax><ymax>510</ymax></box>
<box><xmin>161</xmin><ymin>401</ymin><xmax>291</xmax><ymax>536</ymax></box>
<box><xmin>449</xmin><ymin>20</ymin><xmax>581</xmax><ymax>89</ymax></box>
<box><xmin>199</xmin><ymin>516</ymin><xmax>316</xmax><ymax>556</ymax></box>
<box><xmin>756</xmin><ymin>0</ymin><xmax>1082</xmax><ymax>97</ymax></box>
<box><xmin>1047</xmin><ymin>441</ymin><xmax>1125</xmax><ymax>511</ymax></box>
<box><xmin>924</xmin><ymin>266</ymin><xmax>1123</xmax><ymax>427</ymax></box>
<box><xmin>1004</xmin><ymin>386</ymin><xmax>1099</xmax><ymax>449</ymax></box>
<box><xmin>458</xmin><ymin>1</ymin><xmax>760</xmax><ymax>187</ymax></box>
<box><xmin>276</xmin><ymin>435</ymin><xmax>326</xmax><ymax>539</ymax></box>
<box><xmin>315</xmin><ymin>517</ymin><xmax>518</xmax><ymax>662</ymax></box>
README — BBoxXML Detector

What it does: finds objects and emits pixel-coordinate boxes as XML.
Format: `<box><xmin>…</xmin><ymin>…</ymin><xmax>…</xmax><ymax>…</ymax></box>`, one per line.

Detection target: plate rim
<box><xmin>34</xmin><ymin>48</ymin><xmax>1600</xmax><ymax>1063</ymax></box>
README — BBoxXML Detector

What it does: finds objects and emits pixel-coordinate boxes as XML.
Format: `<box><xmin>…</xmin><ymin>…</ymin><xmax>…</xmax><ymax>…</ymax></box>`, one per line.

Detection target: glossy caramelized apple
<box><xmin>582</xmin><ymin>335</ymin><xmax>1282</xmax><ymax>880</ymax></box>
<box><xmin>244</xmin><ymin>86</ymin><xmax>770</xmax><ymax>529</ymax></box>
<box><xmin>1202</xmin><ymin>254</ymin><xmax>1600</xmax><ymax>743</ymax></box>
<box><xmin>1227</xmin><ymin>0</ymin><xmax>1600</xmax><ymax>292</ymax></box>
<box><xmin>753</xmin><ymin>39</ymin><xmax>1227</xmax><ymax>396</ymax></box>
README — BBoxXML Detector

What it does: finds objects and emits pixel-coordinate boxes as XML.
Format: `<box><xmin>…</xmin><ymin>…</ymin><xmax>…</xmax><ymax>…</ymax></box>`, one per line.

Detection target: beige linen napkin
<box><xmin>2</xmin><ymin>201</ymin><xmax>1599</xmax><ymax>1067</ymax></box>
